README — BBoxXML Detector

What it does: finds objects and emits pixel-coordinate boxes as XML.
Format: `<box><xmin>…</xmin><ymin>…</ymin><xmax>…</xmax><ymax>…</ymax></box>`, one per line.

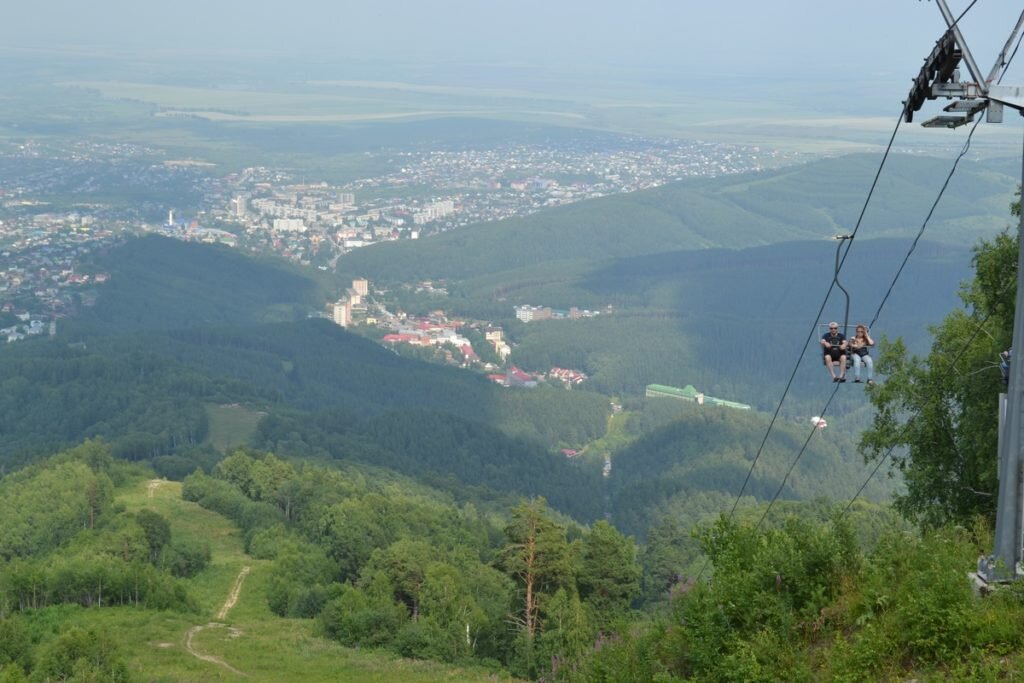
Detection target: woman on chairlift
<box><xmin>849</xmin><ymin>324</ymin><xmax>875</xmax><ymax>385</ymax></box>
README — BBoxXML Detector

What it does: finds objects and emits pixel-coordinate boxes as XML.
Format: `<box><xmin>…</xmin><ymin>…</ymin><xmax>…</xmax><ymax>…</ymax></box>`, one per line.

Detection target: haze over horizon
<box><xmin>6</xmin><ymin>1</ymin><xmax>1020</xmax><ymax>87</ymax></box>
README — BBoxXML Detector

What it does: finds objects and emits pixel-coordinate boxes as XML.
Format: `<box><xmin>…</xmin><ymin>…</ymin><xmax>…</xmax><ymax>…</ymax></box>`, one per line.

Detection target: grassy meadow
<box><xmin>203</xmin><ymin>404</ymin><xmax>265</xmax><ymax>454</ymax></box>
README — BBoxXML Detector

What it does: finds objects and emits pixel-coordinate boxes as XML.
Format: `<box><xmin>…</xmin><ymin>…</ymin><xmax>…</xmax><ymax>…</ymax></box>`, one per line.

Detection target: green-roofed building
<box><xmin>645</xmin><ymin>383</ymin><xmax>751</xmax><ymax>411</ymax></box>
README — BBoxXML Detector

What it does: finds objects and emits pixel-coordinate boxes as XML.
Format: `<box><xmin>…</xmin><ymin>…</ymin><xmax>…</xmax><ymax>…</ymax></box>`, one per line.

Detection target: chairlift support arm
<box><xmin>934</xmin><ymin>0</ymin><xmax>987</xmax><ymax>90</ymax></box>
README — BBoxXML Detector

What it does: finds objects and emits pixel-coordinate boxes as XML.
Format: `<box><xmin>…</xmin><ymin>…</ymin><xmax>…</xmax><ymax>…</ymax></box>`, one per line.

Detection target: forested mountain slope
<box><xmin>72</xmin><ymin>236</ymin><xmax>321</xmax><ymax>332</ymax></box>
<box><xmin>5</xmin><ymin>229</ymin><xmax>915</xmax><ymax>530</ymax></box>
<box><xmin>339</xmin><ymin>153</ymin><xmax>1015</xmax><ymax>284</ymax></box>
<box><xmin>607</xmin><ymin>402</ymin><xmax>892</xmax><ymax>538</ymax></box>
<box><xmin>0</xmin><ymin>319</ymin><xmax>607</xmax><ymax>519</ymax></box>
<box><xmin>1</xmin><ymin>236</ymin><xmax>608</xmax><ymax>520</ymax></box>
<box><xmin>2</xmin><ymin>173</ymin><xmax>1008</xmax><ymax>683</ymax></box>
<box><xmin>503</xmin><ymin>238</ymin><xmax>972</xmax><ymax>406</ymax></box>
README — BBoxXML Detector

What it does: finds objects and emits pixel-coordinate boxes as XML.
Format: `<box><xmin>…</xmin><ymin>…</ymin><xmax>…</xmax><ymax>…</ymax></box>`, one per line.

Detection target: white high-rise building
<box><xmin>273</xmin><ymin>218</ymin><xmax>307</xmax><ymax>232</ymax></box>
<box><xmin>412</xmin><ymin>200</ymin><xmax>456</xmax><ymax>225</ymax></box>
<box><xmin>332</xmin><ymin>299</ymin><xmax>351</xmax><ymax>327</ymax></box>
<box><xmin>353</xmin><ymin>278</ymin><xmax>369</xmax><ymax>296</ymax></box>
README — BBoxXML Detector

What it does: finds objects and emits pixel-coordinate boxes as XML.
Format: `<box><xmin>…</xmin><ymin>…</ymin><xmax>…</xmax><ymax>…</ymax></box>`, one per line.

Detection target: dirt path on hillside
<box><xmin>217</xmin><ymin>566</ymin><xmax>250</xmax><ymax>620</ymax></box>
<box><xmin>183</xmin><ymin>566</ymin><xmax>251</xmax><ymax>677</ymax></box>
<box><xmin>185</xmin><ymin>624</ymin><xmax>247</xmax><ymax>677</ymax></box>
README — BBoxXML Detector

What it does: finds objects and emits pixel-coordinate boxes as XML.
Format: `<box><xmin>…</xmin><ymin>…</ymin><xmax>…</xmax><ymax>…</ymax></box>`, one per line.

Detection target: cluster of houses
<box><xmin>381</xmin><ymin>311</ymin><xmax>479</xmax><ymax>366</ymax></box>
<box><xmin>487</xmin><ymin>365</ymin><xmax>541</xmax><ymax>387</ymax></box>
<box><xmin>1</xmin><ymin>240</ymin><xmax>112</xmax><ymax>344</ymax></box>
<box><xmin>485</xmin><ymin>366</ymin><xmax>590</xmax><ymax>389</ymax></box>
<box><xmin>331</xmin><ymin>277</ymin><xmax>590</xmax><ymax>388</ymax></box>
<box><xmin>373</xmin><ymin>311</ymin><xmax>587</xmax><ymax>389</ymax></box>
<box><xmin>548</xmin><ymin>367</ymin><xmax>588</xmax><ymax>387</ymax></box>
<box><xmin>1</xmin><ymin>311</ymin><xmax>53</xmax><ymax>342</ymax></box>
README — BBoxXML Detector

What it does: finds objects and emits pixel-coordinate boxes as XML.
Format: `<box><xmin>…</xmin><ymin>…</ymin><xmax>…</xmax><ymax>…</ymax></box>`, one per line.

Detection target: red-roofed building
<box><xmin>549</xmin><ymin>367</ymin><xmax>588</xmax><ymax>387</ymax></box>
<box><xmin>507</xmin><ymin>366</ymin><xmax>538</xmax><ymax>388</ymax></box>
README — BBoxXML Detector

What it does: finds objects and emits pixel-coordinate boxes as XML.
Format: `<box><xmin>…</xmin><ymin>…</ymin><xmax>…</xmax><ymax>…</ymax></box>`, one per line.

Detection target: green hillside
<box><xmin>607</xmin><ymin>401</ymin><xmax>894</xmax><ymax>538</ymax></box>
<box><xmin>544</xmin><ymin>239</ymin><xmax>972</xmax><ymax>399</ymax></box>
<box><xmin>0</xmin><ymin>447</ymin><xmax>519</xmax><ymax>682</ymax></box>
<box><xmin>2</xmin><ymin>426</ymin><xmax>1016</xmax><ymax>682</ymax></box>
<box><xmin>1</xmin><ymin>163</ymin><xmax>1018</xmax><ymax>682</ymax></box>
<box><xmin>0</xmin><ymin>236</ymin><xmax>609</xmax><ymax>521</ymax></box>
<box><xmin>391</xmin><ymin>238</ymin><xmax>971</xmax><ymax>417</ymax></box>
<box><xmin>339</xmin><ymin>153</ymin><xmax>1016</xmax><ymax>284</ymax></box>
<box><xmin>72</xmin><ymin>236</ymin><xmax>321</xmax><ymax>332</ymax></box>
<box><xmin>0</xmin><ymin>322</ymin><xmax>608</xmax><ymax>520</ymax></box>
<box><xmin>115</xmin><ymin>479</ymin><xmax>517</xmax><ymax>682</ymax></box>
<box><xmin>0</xmin><ymin>232</ymin><xmax>915</xmax><ymax>529</ymax></box>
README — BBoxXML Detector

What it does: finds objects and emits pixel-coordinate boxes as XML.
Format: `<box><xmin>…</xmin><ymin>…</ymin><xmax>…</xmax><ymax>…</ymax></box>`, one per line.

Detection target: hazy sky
<box><xmin>4</xmin><ymin>1</ymin><xmax>1021</xmax><ymax>84</ymax></box>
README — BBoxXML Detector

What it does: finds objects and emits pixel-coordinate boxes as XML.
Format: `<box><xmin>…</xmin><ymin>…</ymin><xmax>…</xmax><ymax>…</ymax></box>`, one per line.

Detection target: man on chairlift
<box><xmin>821</xmin><ymin>322</ymin><xmax>847</xmax><ymax>383</ymax></box>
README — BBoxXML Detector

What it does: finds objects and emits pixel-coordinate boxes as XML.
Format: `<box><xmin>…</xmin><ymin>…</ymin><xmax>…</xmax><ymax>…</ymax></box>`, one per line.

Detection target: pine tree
<box><xmin>498</xmin><ymin>498</ymin><xmax>573</xmax><ymax>641</ymax></box>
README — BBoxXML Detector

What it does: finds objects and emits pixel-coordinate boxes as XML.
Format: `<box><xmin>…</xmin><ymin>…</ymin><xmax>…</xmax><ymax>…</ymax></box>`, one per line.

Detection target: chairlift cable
<box><xmin>997</xmin><ymin>11</ymin><xmax>1024</xmax><ymax>86</ymax></box>
<box><xmin>776</xmin><ymin>114</ymin><xmax>985</xmax><ymax>535</ymax></box>
<box><xmin>843</xmin><ymin>15</ymin><xmax>1024</xmax><ymax>515</ymax></box>
<box><xmin>695</xmin><ymin>0</ymin><xmax>993</xmax><ymax>580</ymax></box>
<box><xmin>694</xmin><ymin>105</ymin><xmax>907</xmax><ymax>583</ymax></box>
<box><xmin>1004</xmin><ymin>32</ymin><xmax>1024</xmax><ymax>84</ymax></box>
<box><xmin>841</xmin><ymin>292</ymin><xmax>1006</xmax><ymax>515</ymax></box>
<box><xmin>730</xmin><ymin>107</ymin><xmax>906</xmax><ymax>513</ymax></box>
<box><xmin>953</xmin><ymin>0</ymin><xmax>981</xmax><ymax>31</ymax></box>
<box><xmin>868</xmin><ymin>116</ymin><xmax>983</xmax><ymax>331</ymax></box>
<box><xmin>753</xmin><ymin>382</ymin><xmax>843</xmax><ymax>533</ymax></box>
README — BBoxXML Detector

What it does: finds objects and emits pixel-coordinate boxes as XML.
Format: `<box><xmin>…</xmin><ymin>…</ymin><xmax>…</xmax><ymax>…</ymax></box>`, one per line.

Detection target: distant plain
<box><xmin>0</xmin><ymin>51</ymin><xmax>1016</xmax><ymax>167</ymax></box>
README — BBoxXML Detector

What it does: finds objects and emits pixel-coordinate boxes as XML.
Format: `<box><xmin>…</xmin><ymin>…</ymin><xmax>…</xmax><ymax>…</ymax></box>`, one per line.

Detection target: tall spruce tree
<box><xmin>578</xmin><ymin>520</ymin><xmax>641</xmax><ymax>626</ymax></box>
